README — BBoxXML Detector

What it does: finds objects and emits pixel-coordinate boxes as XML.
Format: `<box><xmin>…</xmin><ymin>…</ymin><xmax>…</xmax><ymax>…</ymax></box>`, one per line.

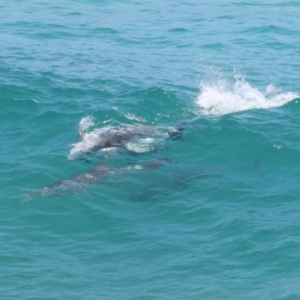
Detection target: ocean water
<box><xmin>1</xmin><ymin>1</ymin><xmax>300</xmax><ymax>299</ymax></box>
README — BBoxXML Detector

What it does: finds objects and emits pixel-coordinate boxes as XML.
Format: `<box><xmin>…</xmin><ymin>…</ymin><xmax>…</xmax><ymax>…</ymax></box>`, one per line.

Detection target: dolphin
<box><xmin>24</xmin><ymin>158</ymin><xmax>171</xmax><ymax>200</ymax></box>
<box><xmin>68</xmin><ymin>120</ymin><xmax>185</xmax><ymax>159</ymax></box>
<box><xmin>40</xmin><ymin>163</ymin><xmax>138</xmax><ymax>197</ymax></box>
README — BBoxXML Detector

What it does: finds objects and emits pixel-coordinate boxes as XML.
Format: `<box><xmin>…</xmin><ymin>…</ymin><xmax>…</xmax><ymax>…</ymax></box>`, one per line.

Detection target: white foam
<box><xmin>124</xmin><ymin>113</ymin><xmax>146</xmax><ymax>122</ymax></box>
<box><xmin>196</xmin><ymin>76</ymin><xmax>298</xmax><ymax>116</ymax></box>
<box><xmin>125</xmin><ymin>138</ymin><xmax>157</xmax><ymax>153</ymax></box>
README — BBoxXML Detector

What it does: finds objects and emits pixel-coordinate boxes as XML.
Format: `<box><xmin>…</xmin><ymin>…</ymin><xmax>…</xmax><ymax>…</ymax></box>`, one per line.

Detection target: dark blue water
<box><xmin>1</xmin><ymin>1</ymin><xmax>300</xmax><ymax>299</ymax></box>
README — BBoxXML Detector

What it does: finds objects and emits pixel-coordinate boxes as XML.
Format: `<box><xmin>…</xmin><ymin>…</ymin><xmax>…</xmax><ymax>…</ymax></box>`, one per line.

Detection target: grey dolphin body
<box><xmin>36</xmin><ymin>163</ymin><xmax>142</xmax><ymax>198</ymax></box>
<box><xmin>32</xmin><ymin>158</ymin><xmax>170</xmax><ymax>199</ymax></box>
<box><xmin>69</xmin><ymin>122</ymin><xmax>185</xmax><ymax>159</ymax></box>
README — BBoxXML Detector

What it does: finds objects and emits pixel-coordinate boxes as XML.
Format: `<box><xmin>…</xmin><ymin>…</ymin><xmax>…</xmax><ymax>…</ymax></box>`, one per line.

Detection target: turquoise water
<box><xmin>2</xmin><ymin>1</ymin><xmax>300</xmax><ymax>299</ymax></box>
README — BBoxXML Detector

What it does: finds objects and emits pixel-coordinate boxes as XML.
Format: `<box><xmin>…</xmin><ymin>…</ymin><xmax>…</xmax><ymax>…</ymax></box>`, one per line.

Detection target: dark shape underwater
<box><xmin>23</xmin><ymin>158</ymin><xmax>172</xmax><ymax>201</ymax></box>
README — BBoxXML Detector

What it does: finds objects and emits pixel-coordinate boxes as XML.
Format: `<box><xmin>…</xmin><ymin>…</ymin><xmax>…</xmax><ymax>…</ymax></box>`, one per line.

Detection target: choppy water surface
<box><xmin>1</xmin><ymin>1</ymin><xmax>300</xmax><ymax>299</ymax></box>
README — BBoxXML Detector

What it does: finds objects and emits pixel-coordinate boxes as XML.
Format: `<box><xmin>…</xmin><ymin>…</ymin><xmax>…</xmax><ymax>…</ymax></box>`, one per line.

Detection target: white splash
<box><xmin>196</xmin><ymin>76</ymin><xmax>298</xmax><ymax>116</ymax></box>
<box><xmin>124</xmin><ymin>113</ymin><xmax>146</xmax><ymax>122</ymax></box>
<box><xmin>125</xmin><ymin>137</ymin><xmax>157</xmax><ymax>153</ymax></box>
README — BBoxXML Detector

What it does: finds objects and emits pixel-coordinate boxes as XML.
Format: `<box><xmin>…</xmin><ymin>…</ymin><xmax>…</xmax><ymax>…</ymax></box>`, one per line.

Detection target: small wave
<box><xmin>195</xmin><ymin>75</ymin><xmax>298</xmax><ymax>116</ymax></box>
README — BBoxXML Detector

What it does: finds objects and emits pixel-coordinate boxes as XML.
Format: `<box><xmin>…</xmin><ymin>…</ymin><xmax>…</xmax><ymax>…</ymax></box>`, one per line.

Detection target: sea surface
<box><xmin>1</xmin><ymin>1</ymin><xmax>300</xmax><ymax>299</ymax></box>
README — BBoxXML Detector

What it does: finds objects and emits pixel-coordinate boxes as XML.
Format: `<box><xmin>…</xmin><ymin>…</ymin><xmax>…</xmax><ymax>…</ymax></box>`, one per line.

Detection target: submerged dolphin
<box><xmin>41</xmin><ymin>163</ymin><xmax>138</xmax><ymax>197</ymax></box>
<box><xmin>25</xmin><ymin>158</ymin><xmax>171</xmax><ymax>199</ymax></box>
<box><xmin>69</xmin><ymin>120</ymin><xmax>185</xmax><ymax>159</ymax></box>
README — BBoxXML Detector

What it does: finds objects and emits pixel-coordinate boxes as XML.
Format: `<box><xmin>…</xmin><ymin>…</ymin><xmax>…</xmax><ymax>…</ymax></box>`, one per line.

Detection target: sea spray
<box><xmin>196</xmin><ymin>75</ymin><xmax>298</xmax><ymax>116</ymax></box>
